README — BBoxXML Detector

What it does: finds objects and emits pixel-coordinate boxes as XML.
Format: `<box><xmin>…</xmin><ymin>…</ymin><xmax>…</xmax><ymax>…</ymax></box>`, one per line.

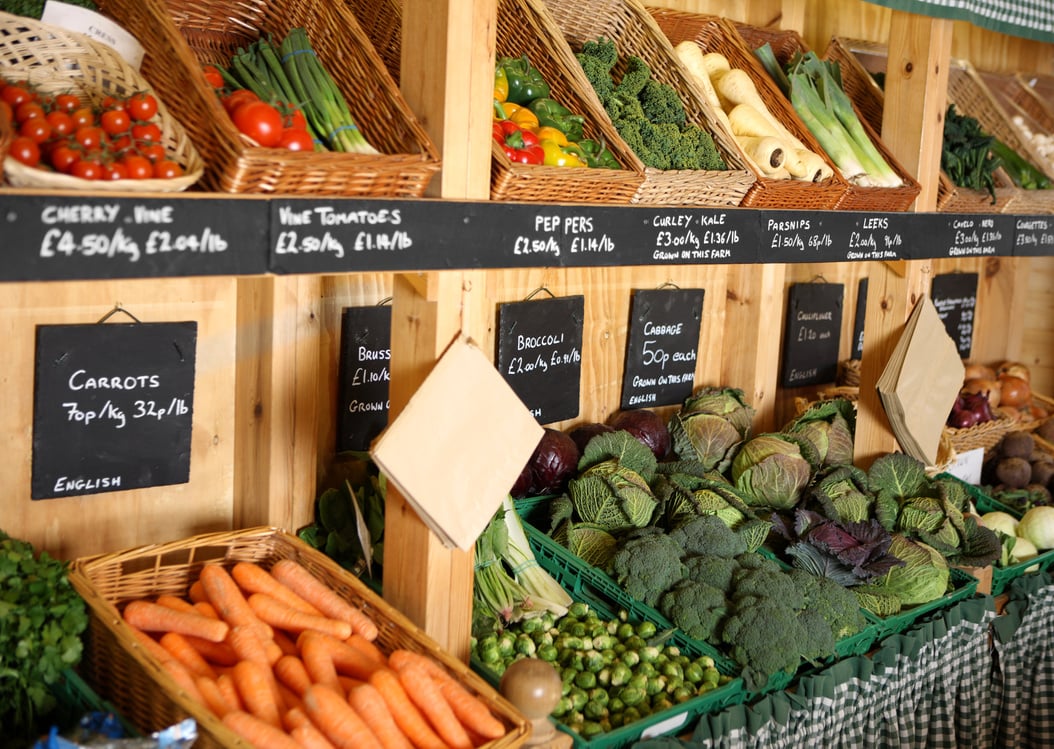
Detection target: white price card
<box><xmin>41</xmin><ymin>1</ymin><xmax>144</xmax><ymax>70</ymax></box>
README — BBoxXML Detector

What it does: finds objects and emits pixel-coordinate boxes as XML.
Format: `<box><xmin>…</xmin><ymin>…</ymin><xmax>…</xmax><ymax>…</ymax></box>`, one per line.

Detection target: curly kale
<box><xmin>608</xmin><ymin>530</ymin><xmax>685</xmax><ymax>607</ymax></box>
<box><xmin>639</xmin><ymin>79</ymin><xmax>687</xmax><ymax>126</ymax></box>
<box><xmin>659</xmin><ymin>579</ymin><xmax>727</xmax><ymax>641</ymax></box>
<box><xmin>670</xmin><ymin>514</ymin><xmax>748</xmax><ymax>559</ymax></box>
<box><xmin>576</xmin><ymin>37</ymin><xmax>618</xmax><ymax>104</ymax></box>
<box><xmin>0</xmin><ymin>0</ymin><xmax>95</xmax><ymax>17</ymax></box>
<box><xmin>675</xmin><ymin>125</ymin><xmax>727</xmax><ymax>171</ymax></box>
<box><xmin>616</xmin><ymin>56</ymin><xmax>651</xmax><ymax>98</ymax></box>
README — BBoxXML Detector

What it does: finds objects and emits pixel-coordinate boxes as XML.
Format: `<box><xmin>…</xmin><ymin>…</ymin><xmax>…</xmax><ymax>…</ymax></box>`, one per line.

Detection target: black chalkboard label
<box><xmin>337</xmin><ymin>306</ymin><xmax>392</xmax><ymax>453</ymax></box>
<box><xmin>780</xmin><ymin>283</ymin><xmax>844</xmax><ymax>387</ymax></box>
<box><xmin>31</xmin><ymin>322</ymin><xmax>197</xmax><ymax>499</ymax></box>
<box><xmin>759</xmin><ymin>211</ymin><xmax>909</xmax><ymax>263</ymax></box>
<box><xmin>926</xmin><ymin>213</ymin><xmax>1015</xmax><ymax>258</ymax></box>
<box><xmin>1</xmin><ymin>195</ymin><xmax>268</xmax><ymax>281</ymax></box>
<box><xmin>931</xmin><ymin>272</ymin><xmax>978</xmax><ymax>358</ymax></box>
<box><xmin>620</xmin><ymin>288</ymin><xmax>703</xmax><ymax>410</ymax></box>
<box><xmin>852</xmin><ymin>278</ymin><xmax>868</xmax><ymax>361</ymax></box>
<box><xmin>497</xmin><ymin>296</ymin><xmax>584</xmax><ymax>423</ymax></box>
<box><xmin>1013</xmin><ymin>215</ymin><xmax>1054</xmax><ymax>256</ymax></box>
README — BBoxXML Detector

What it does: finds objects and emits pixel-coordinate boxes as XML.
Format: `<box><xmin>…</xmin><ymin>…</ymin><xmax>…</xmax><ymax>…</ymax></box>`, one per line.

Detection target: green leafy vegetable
<box><xmin>668</xmin><ymin>386</ymin><xmax>755</xmax><ymax>473</ymax></box>
<box><xmin>942</xmin><ymin>103</ymin><xmax>999</xmax><ymax>202</ymax></box>
<box><xmin>731</xmin><ymin>432</ymin><xmax>813</xmax><ymax>510</ymax></box>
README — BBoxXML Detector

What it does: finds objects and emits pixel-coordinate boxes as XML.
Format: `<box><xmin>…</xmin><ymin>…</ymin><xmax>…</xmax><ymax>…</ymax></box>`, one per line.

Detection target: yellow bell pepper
<box><xmin>498</xmin><ymin>102</ymin><xmax>540</xmax><ymax>132</ymax></box>
<box><xmin>540</xmin><ymin>139</ymin><xmax>586</xmax><ymax>168</ymax></box>
<box><xmin>535</xmin><ymin>126</ymin><xmax>569</xmax><ymax>146</ymax></box>
<box><xmin>494</xmin><ymin>67</ymin><xmax>509</xmax><ymax>103</ymax></box>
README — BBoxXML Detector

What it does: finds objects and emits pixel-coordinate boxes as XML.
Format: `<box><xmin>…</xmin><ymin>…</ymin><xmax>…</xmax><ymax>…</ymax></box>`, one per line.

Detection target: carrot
<box><xmin>388</xmin><ymin>650</ymin><xmax>504</xmax><ymax>739</ymax></box>
<box><xmin>182</xmin><ymin>634</ymin><xmax>240</xmax><ymax>667</ymax></box>
<box><xmin>227</xmin><ymin>623</ymin><xmax>275</xmax><ymax>666</ymax></box>
<box><xmin>195</xmin><ymin>601</ymin><xmax>221</xmax><ymax>620</ymax></box>
<box><xmin>188</xmin><ymin>579</ymin><xmax>208</xmax><ymax>604</ymax></box>
<box><xmin>368</xmin><ymin>668</ymin><xmax>446</xmax><ymax>749</ymax></box>
<box><xmin>232</xmin><ymin>659</ymin><xmax>283</xmax><ymax>728</ymax></box>
<box><xmin>274</xmin><ymin>629</ymin><xmax>300</xmax><ymax>657</ymax></box>
<box><xmin>274</xmin><ymin>654</ymin><xmax>314</xmax><ymax>697</ymax></box>
<box><xmin>222</xmin><ymin>710</ymin><xmax>302</xmax><ymax>749</ymax></box>
<box><xmin>291</xmin><ymin>722</ymin><xmax>339</xmax><ymax>749</ymax></box>
<box><xmin>397</xmin><ymin>661</ymin><xmax>472</xmax><ymax>749</ymax></box>
<box><xmin>160</xmin><ymin>631</ymin><xmax>218</xmax><ymax>679</ymax></box>
<box><xmin>249</xmin><ymin>592</ymin><xmax>353</xmax><ymax>639</ymax></box>
<box><xmin>283</xmin><ymin>705</ymin><xmax>313</xmax><ymax>732</ymax></box>
<box><xmin>297</xmin><ymin>631</ymin><xmax>343</xmax><ymax>695</ymax></box>
<box><xmin>128</xmin><ymin>626</ymin><xmax>175</xmax><ymax>664</ymax></box>
<box><xmin>300</xmin><ymin>630</ymin><xmax>382</xmax><ymax>681</ymax></box>
<box><xmin>160</xmin><ymin>656</ymin><xmax>206</xmax><ymax>705</ymax></box>
<box><xmin>156</xmin><ymin>594</ymin><xmax>197</xmax><ymax>613</ymax></box>
<box><xmin>301</xmin><ymin>683</ymin><xmax>383</xmax><ymax>749</ymax></box>
<box><xmin>200</xmin><ymin>563</ymin><xmax>274</xmax><ymax>640</ymax></box>
<box><xmin>217</xmin><ymin>672</ymin><xmax>245</xmax><ymax>712</ymax></box>
<box><xmin>233</xmin><ymin>561</ymin><xmax>322</xmax><ymax>615</ymax></box>
<box><xmin>347</xmin><ymin>681</ymin><xmax>415</xmax><ymax>749</ymax></box>
<box><xmin>124</xmin><ymin>599</ymin><xmax>230</xmax><ymax>643</ymax></box>
<box><xmin>271</xmin><ymin>559</ymin><xmax>379</xmax><ymax>641</ymax></box>
<box><xmin>196</xmin><ymin>675</ymin><xmax>236</xmax><ymax>718</ymax></box>
<box><xmin>346</xmin><ymin>633</ymin><xmax>388</xmax><ymax>667</ymax></box>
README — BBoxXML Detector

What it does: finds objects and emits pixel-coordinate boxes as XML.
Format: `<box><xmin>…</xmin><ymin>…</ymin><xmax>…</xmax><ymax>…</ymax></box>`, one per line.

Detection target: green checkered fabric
<box><xmin>991</xmin><ymin>575</ymin><xmax>1054</xmax><ymax>748</ymax></box>
<box><xmin>684</xmin><ymin>597</ymin><xmax>997</xmax><ymax>749</ymax></box>
<box><xmin>861</xmin><ymin>0</ymin><xmax>1054</xmax><ymax>43</ymax></box>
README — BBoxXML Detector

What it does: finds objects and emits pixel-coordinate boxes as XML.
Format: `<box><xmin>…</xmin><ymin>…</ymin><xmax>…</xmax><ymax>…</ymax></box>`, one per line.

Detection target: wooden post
<box><xmin>383</xmin><ymin>0</ymin><xmax>495</xmax><ymax>659</ymax></box>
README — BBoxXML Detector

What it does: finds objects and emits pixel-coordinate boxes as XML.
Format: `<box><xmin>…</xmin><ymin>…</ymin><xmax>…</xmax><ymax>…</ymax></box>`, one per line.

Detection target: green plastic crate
<box><xmin>49</xmin><ymin>668</ymin><xmax>140</xmax><ymax>738</ymax></box>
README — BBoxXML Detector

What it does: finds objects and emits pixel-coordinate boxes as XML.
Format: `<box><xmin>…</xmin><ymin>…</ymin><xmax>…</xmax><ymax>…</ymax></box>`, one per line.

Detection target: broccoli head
<box><xmin>719</xmin><ymin>600</ymin><xmax>810</xmax><ymax>689</ymax></box>
<box><xmin>731</xmin><ymin>565</ymin><xmax>806</xmax><ymax>611</ymax></box>
<box><xmin>795</xmin><ymin>607</ymin><xmax>838</xmax><ymax>664</ymax></box>
<box><xmin>732</xmin><ymin>551</ymin><xmax>783</xmax><ymax>574</ymax></box>
<box><xmin>639</xmin><ymin>79</ymin><xmax>687</xmax><ymax>126</ymax></box>
<box><xmin>671</xmin><ymin>514</ymin><xmax>747</xmax><ymax>559</ymax></box>
<box><xmin>683</xmin><ymin>553</ymin><xmax>739</xmax><ymax>595</ymax></box>
<box><xmin>789</xmin><ymin>568</ymin><xmax>866</xmax><ymax>641</ymax></box>
<box><xmin>616</xmin><ymin>55</ymin><xmax>651</xmax><ymax>98</ymax></box>
<box><xmin>609</xmin><ymin>530</ymin><xmax>685</xmax><ymax>607</ymax></box>
<box><xmin>658</xmin><ymin>579</ymin><xmax>727</xmax><ymax>641</ymax></box>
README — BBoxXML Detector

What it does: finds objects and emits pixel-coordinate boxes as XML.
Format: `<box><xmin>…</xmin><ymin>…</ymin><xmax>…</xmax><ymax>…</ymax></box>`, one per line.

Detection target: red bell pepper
<box><xmin>493</xmin><ymin>119</ymin><xmax>543</xmax><ymax>165</ymax></box>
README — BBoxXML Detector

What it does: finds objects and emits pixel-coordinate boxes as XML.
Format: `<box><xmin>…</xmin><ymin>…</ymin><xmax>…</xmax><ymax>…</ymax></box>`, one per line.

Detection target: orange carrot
<box><xmin>368</xmin><ymin>668</ymin><xmax>446</xmax><ymax>749</ymax></box>
<box><xmin>160</xmin><ymin>656</ymin><xmax>206</xmax><ymax>705</ymax></box>
<box><xmin>156</xmin><ymin>594</ymin><xmax>198</xmax><ymax>613</ymax></box>
<box><xmin>274</xmin><ymin>629</ymin><xmax>300</xmax><ymax>657</ymax></box>
<box><xmin>226</xmin><ymin>623</ymin><xmax>275</xmax><ymax>666</ymax></box>
<box><xmin>200</xmin><ymin>563</ymin><xmax>274</xmax><ymax>640</ymax></box>
<box><xmin>297</xmin><ymin>631</ymin><xmax>343</xmax><ymax>695</ymax></box>
<box><xmin>123</xmin><ymin>599</ymin><xmax>229</xmax><ymax>643</ymax></box>
<box><xmin>283</xmin><ymin>705</ymin><xmax>313</xmax><ymax>732</ymax></box>
<box><xmin>160</xmin><ymin>631</ymin><xmax>218</xmax><ymax>679</ymax></box>
<box><xmin>347</xmin><ymin>681</ymin><xmax>415</xmax><ymax>749</ymax></box>
<box><xmin>182</xmin><ymin>634</ymin><xmax>240</xmax><ymax>667</ymax></box>
<box><xmin>188</xmin><ymin>579</ymin><xmax>208</xmax><ymax>604</ymax></box>
<box><xmin>217</xmin><ymin>672</ymin><xmax>245</xmax><ymax>713</ymax></box>
<box><xmin>397</xmin><ymin>661</ymin><xmax>472</xmax><ymax>749</ymax></box>
<box><xmin>291</xmin><ymin>722</ymin><xmax>339</xmax><ymax>749</ymax></box>
<box><xmin>388</xmin><ymin>649</ymin><xmax>504</xmax><ymax>739</ymax></box>
<box><xmin>249</xmin><ymin>592</ymin><xmax>353</xmax><ymax>639</ymax></box>
<box><xmin>222</xmin><ymin>710</ymin><xmax>302</xmax><ymax>749</ymax></box>
<box><xmin>128</xmin><ymin>626</ymin><xmax>175</xmax><ymax>664</ymax></box>
<box><xmin>301</xmin><ymin>683</ymin><xmax>383</xmax><ymax>749</ymax></box>
<box><xmin>300</xmin><ymin>630</ymin><xmax>382</xmax><ymax>681</ymax></box>
<box><xmin>233</xmin><ymin>561</ymin><xmax>323</xmax><ymax>615</ymax></box>
<box><xmin>197</xmin><ymin>675</ymin><xmax>236</xmax><ymax>718</ymax></box>
<box><xmin>232</xmin><ymin>659</ymin><xmax>283</xmax><ymax>728</ymax></box>
<box><xmin>271</xmin><ymin>559</ymin><xmax>379</xmax><ymax>641</ymax></box>
<box><xmin>346</xmin><ymin>634</ymin><xmax>387</xmax><ymax>667</ymax></box>
<box><xmin>195</xmin><ymin>601</ymin><xmax>221</xmax><ymax>620</ymax></box>
<box><xmin>274</xmin><ymin>654</ymin><xmax>314</xmax><ymax>698</ymax></box>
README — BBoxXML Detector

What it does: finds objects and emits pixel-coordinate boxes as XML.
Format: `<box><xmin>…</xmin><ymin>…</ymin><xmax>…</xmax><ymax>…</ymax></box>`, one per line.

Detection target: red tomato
<box><xmin>152</xmin><ymin>159</ymin><xmax>184</xmax><ymax>179</ymax></box>
<box><xmin>49</xmin><ymin>144</ymin><xmax>81</xmax><ymax>173</ymax></box>
<box><xmin>1</xmin><ymin>84</ymin><xmax>33</xmax><ymax>108</ymax></box>
<box><xmin>54</xmin><ymin>93</ymin><xmax>82</xmax><ymax>113</ymax></box>
<box><xmin>74</xmin><ymin>125</ymin><xmax>106</xmax><ymax>150</ymax></box>
<box><xmin>100</xmin><ymin>108</ymin><xmax>131</xmax><ymax>136</ymax></box>
<box><xmin>71</xmin><ymin>159</ymin><xmax>103</xmax><ymax>180</ymax></box>
<box><xmin>70</xmin><ymin>107</ymin><xmax>96</xmax><ymax>129</ymax></box>
<box><xmin>131</xmin><ymin>122</ymin><xmax>161</xmax><ymax>143</ymax></box>
<box><xmin>125</xmin><ymin>92</ymin><xmax>158</xmax><ymax>121</ymax></box>
<box><xmin>232</xmin><ymin>100</ymin><xmax>283</xmax><ymax>147</ymax></box>
<box><xmin>137</xmin><ymin>142</ymin><xmax>166</xmax><ymax>163</ymax></box>
<box><xmin>222</xmin><ymin>89</ymin><xmax>259</xmax><ymax>115</ymax></box>
<box><xmin>121</xmin><ymin>153</ymin><xmax>153</xmax><ymax>180</ymax></box>
<box><xmin>8</xmin><ymin>135</ymin><xmax>40</xmax><ymax>167</ymax></box>
<box><xmin>14</xmin><ymin>100</ymin><xmax>45</xmax><ymax>123</ymax></box>
<box><xmin>282</xmin><ymin>105</ymin><xmax>308</xmax><ymax>131</ymax></box>
<box><xmin>45</xmin><ymin>110</ymin><xmax>74</xmax><ymax>137</ymax></box>
<box><xmin>278</xmin><ymin>127</ymin><xmax>315</xmax><ymax>151</ymax></box>
<box><xmin>109</xmin><ymin>133</ymin><xmax>133</xmax><ymax>153</ymax></box>
<box><xmin>19</xmin><ymin>116</ymin><xmax>51</xmax><ymax>144</ymax></box>
<box><xmin>102</xmin><ymin>161</ymin><xmax>128</xmax><ymax>181</ymax></box>
<box><xmin>99</xmin><ymin>95</ymin><xmax>124</xmax><ymax>111</ymax></box>
<box><xmin>202</xmin><ymin>65</ymin><xmax>224</xmax><ymax>88</ymax></box>
<box><xmin>0</xmin><ymin>99</ymin><xmax>12</xmax><ymax>125</ymax></box>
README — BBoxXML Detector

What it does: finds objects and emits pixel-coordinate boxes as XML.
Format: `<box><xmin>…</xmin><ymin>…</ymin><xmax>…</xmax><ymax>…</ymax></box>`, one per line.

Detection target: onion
<box><xmin>963</xmin><ymin>362</ymin><xmax>996</xmax><ymax>381</ymax></box>
<box><xmin>998</xmin><ymin>375</ymin><xmax>1032</xmax><ymax>409</ymax></box>
<box><xmin>961</xmin><ymin>377</ymin><xmax>1001</xmax><ymax>409</ymax></box>
<box><xmin>997</xmin><ymin>361</ymin><xmax>1031</xmax><ymax>383</ymax></box>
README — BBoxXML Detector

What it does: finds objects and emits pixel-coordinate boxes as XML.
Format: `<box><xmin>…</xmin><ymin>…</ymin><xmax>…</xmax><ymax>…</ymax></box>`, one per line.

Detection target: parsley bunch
<box><xmin>0</xmin><ymin>529</ymin><xmax>88</xmax><ymax>740</ymax></box>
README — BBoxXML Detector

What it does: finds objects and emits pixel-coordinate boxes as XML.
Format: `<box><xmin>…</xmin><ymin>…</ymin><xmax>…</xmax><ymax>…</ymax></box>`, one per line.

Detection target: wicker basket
<box><xmin>0</xmin><ymin>11</ymin><xmax>203</xmax><ymax>192</ymax></box>
<box><xmin>647</xmin><ymin>10</ymin><xmax>852</xmax><ymax>210</ymax></box>
<box><xmin>726</xmin><ymin>21</ymin><xmax>918</xmax><ymax>212</ymax></box>
<box><xmin>88</xmin><ymin>0</ymin><xmax>439</xmax><ymax>196</ymax></box>
<box><xmin>537</xmin><ymin>0</ymin><xmax>756</xmax><ymax>207</ymax></box>
<box><xmin>821</xmin><ymin>37</ymin><xmax>1019</xmax><ymax>214</ymax></box>
<box><xmin>944</xmin><ymin>410</ymin><xmax>1017</xmax><ymax>454</ymax></box>
<box><xmin>68</xmin><ymin>526</ymin><xmax>531</xmax><ymax>749</ymax></box>
<box><xmin>979</xmin><ymin>69</ymin><xmax>1054</xmax><ymax>180</ymax></box>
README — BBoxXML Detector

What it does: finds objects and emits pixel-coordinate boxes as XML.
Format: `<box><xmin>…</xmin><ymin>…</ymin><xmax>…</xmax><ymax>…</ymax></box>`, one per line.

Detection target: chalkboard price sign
<box><xmin>497</xmin><ymin>295</ymin><xmax>584</xmax><ymax>423</ymax></box>
<box><xmin>780</xmin><ymin>282</ymin><xmax>844</xmax><ymax>387</ymax></box>
<box><xmin>31</xmin><ymin>321</ymin><xmax>197</xmax><ymax>499</ymax></box>
<box><xmin>1013</xmin><ymin>216</ymin><xmax>1054</xmax><ymax>256</ymax></box>
<box><xmin>337</xmin><ymin>306</ymin><xmax>392</xmax><ymax>452</ymax></box>
<box><xmin>931</xmin><ymin>272</ymin><xmax>978</xmax><ymax>358</ymax></box>
<box><xmin>929</xmin><ymin>214</ymin><xmax>1014</xmax><ymax>258</ymax></box>
<box><xmin>620</xmin><ymin>288</ymin><xmax>704</xmax><ymax>410</ymax></box>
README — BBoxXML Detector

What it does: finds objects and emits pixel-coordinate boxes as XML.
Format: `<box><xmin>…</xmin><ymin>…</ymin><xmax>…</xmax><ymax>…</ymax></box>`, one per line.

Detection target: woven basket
<box><xmin>0</xmin><ymin>11</ymin><xmax>203</xmax><ymax>192</ymax></box>
<box><xmin>69</xmin><ymin>526</ymin><xmax>530</xmax><ymax>749</ymax></box>
<box><xmin>979</xmin><ymin>69</ymin><xmax>1054</xmax><ymax>180</ymax></box>
<box><xmin>647</xmin><ymin>10</ymin><xmax>851</xmax><ymax>210</ymax></box>
<box><xmin>727</xmin><ymin>21</ymin><xmax>918</xmax><ymax>212</ymax></box>
<box><xmin>944</xmin><ymin>410</ymin><xmax>1017</xmax><ymax>454</ymax></box>
<box><xmin>537</xmin><ymin>0</ymin><xmax>756</xmax><ymax>207</ymax></box>
<box><xmin>947</xmin><ymin>60</ymin><xmax>1054</xmax><ymax>214</ymax></box>
<box><xmin>88</xmin><ymin>0</ymin><xmax>439</xmax><ymax>196</ymax></box>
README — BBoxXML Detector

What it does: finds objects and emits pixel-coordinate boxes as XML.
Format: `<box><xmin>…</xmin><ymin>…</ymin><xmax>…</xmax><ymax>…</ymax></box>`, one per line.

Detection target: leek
<box><xmin>500</xmin><ymin>494</ymin><xmax>572</xmax><ymax>618</ymax></box>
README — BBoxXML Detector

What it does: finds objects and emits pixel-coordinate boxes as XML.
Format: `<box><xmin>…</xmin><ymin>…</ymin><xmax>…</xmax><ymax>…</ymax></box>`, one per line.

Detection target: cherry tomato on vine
<box><xmin>14</xmin><ymin>100</ymin><xmax>45</xmax><ymax>122</ymax></box>
<box><xmin>102</xmin><ymin>161</ymin><xmax>128</xmax><ymax>181</ymax></box>
<box><xmin>49</xmin><ymin>144</ymin><xmax>81</xmax><ymax>173</ymax></box>
<box><xmin>71</xmin><ymin>158</ymin><xmax>103</xmax><ymax>180</ymax></box>
<box><xmin>125</xmin><ymin>92</ymin><xmax>158</xmax><ymax>121</ymax></box>
<box><xmin>152</xmin><ymin>159</ymin><xmax>183</xmax><ymax>179</ymax></box>
<box><xmin>99</xmin><ymin>95</ymin><xmax>124</xmax><ymax>111</ymax></box>
<box><xmin>131</xmin><ymin>121</ymin><xmax>161</xmax><ymax>143</ymax></box>
<box><xmin>100</xmin><ymin>108</ymin><xmax>131</xmax><ymax>136</ymax></box>
<box><xmin>222</xmin><ymin>89</ymin><xmax>259</xmax><ymax>115</ymax></box>
<box><xmin>278</xmin><ymin>126</ymin><xmax>314</xmax><ymax>151</ymax></box>
<box><xmin>232</xmin><ymin>100</ymin><xmax>283</xmax><ymax>147</ymax></box>
<box><xmin>121</xmin><ymin>153</ymin><xmax>153</xmax><ymax>180</ymax></box>
<box><xmin>54</xmin><ymin>93</ymin><xmax>82</xmax><ymax>113</ymax></box>
<box><xmin>137</xmin><ymin>142</ymin><xmax>166</xmax><ymax>163</ymax></box>
<box><xmin>2</xmin><ymin>84</ymin><xmax>34</xmax><ymax>108</ymax></box>
<box><xmin>202</xmin><ymin>65</ymin><xmax>224</xmax><ymax>89</ymax></box>
<box><xmin>74</xmin><ymin>125</ymin><xmax>106</xmax><ymax>150</ymax></box>
<box><xmin>70</xmin><ymin>107</ymin><xmax>95</xmax><ymax>129</ymax></box>
<box><xmin>9</xmin><ymin>135</ymin><xmax>41</xmax><ymax>167</ymax></box>
<box><xmin>45</xmin><ymin>110</ymin><xmax>74</xmax><ymax>137</ymax></box>
<box><xmin>19</xmin><ymin>116</ymin><xmax>52</xmax><ymax>144</ymax></box>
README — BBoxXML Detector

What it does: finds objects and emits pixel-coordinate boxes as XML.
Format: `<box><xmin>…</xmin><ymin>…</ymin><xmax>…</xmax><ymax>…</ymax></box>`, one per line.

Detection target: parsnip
<box><xmin>735</xmin><ymin>135</ymin><xmax>786</xmax><ymax>174</ymax></box>
<box><xmin>787</xmin><ymin>148</ymin><xmax>834</xmax><ymax>182</ymax></box>
<box><xmin>716</xmin><ymin>70</ymin><xmax>808</xmax><ymax>151</ymax></box>
<box><xmin>674</xmin><ymin>41</ymin><xmax>723</xmax><ymax>113</ymax></box>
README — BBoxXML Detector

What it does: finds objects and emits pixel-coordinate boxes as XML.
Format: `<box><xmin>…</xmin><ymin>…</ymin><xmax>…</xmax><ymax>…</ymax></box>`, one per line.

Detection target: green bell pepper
<box><xmin>575</xmin><ymin>139</ymin><xmax>621</xmax><ymax>170</ymax></box>
<box><xmin>498</xmin><ymin>55</ymin><xmax>550</xmax><ymax>105</ymax></box>
<box><xmin>527</xmin><ymin>97</ymin><xmax>585</xmax><ymax>143</ymax></box>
